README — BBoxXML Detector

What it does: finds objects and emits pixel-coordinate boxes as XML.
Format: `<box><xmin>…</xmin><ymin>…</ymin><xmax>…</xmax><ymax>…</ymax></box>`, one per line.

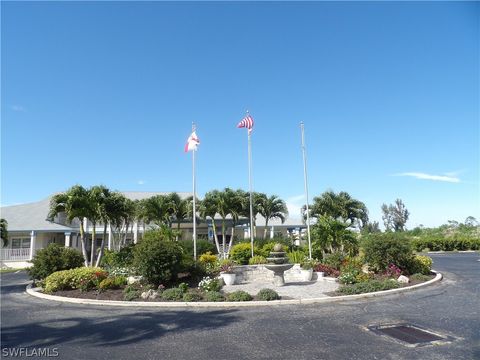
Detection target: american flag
<box><xmin>237</xmin><ymin>114</ymin><xmax>254</xmax><ymax>133</ymax></box>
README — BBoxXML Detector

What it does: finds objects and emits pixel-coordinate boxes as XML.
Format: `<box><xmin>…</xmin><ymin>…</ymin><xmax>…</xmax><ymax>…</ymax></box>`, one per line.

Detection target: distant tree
<box><xmin>381</xmin><ymin>199</ymin><xmax>409</xmax><ymax>232</ymax></box>
<box><xmin>464</xmin><ymin>216</ymin><xmax>479</xmax><ymax>228</ymax></box>
<box><xmin>1</xmin><ymin>219</ymin><xmax>8</xmax><ymax>247</ymax></box>
<box><xmin>362</xmin><ymin>221</ymin><xmax>381</xmax><ymax>234</ymax></box>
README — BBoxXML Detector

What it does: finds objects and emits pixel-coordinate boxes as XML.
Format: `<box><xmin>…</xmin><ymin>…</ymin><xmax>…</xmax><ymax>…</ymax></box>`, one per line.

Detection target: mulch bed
<box><xmin>46</xmin><ymin>274</ymin><xmax>436</xmax><ymax>302</ymax></box>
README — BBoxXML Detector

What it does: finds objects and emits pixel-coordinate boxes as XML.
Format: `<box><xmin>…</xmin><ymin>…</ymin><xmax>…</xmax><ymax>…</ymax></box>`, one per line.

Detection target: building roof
<box><xmin>0</xmin><ymin>197</ymin><xmax>75</xmax><ymax>232</ymax></box>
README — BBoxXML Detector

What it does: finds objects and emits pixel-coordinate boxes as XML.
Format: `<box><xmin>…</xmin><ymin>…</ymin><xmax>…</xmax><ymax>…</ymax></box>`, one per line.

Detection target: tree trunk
<box><xmin>211</xmin><ymin>219</ymin><xmax>221</xmax><ymax>255</ymax></box>
<box><xmin>90</xmin><ymin>222</ymin><xmax>97</xmax><ymax>267</ymax></box>
<box><xmin>95</xmin><ymin>222</ymin><xmax>107</xmax><ymax>267</ymax></box>
<box><xmin>264</xmin><ymin>218</ymin><xmax>269</xmax><ymax>240</ymax></box>
<box><xmin>221</xmin><ymin>219</ymin><xmax>226</xmax><ymax>259</ymax></box>
<box><xmin>227</xmin><ymin>224</ymin><xmax>236</xmax><ymax>256</ymax></box>
<box><xmin>79</xmin><ymin>223</ymin><xmax>89</xmax><ymax>267</ymax></box>
<box><xmin>123</xmin><ymin>221</ymin><xmax>130</xmax><ymax>247</ymax></box>
<box><xmin>142</xmin><ymin>222</ymin><xmax>146</xmax><ymax>240</ymax></box>
<box><xmin>176</xmin><ymin>221</ymin><xmax>181</xmax><ymax>241</ymax></box>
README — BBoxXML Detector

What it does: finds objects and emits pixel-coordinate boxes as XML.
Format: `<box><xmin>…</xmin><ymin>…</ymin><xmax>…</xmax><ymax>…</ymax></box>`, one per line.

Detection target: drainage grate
<box><xmin>368</xmin><ymin>324</ymin><xmax>455</xmax><ymax>347</ymax></box>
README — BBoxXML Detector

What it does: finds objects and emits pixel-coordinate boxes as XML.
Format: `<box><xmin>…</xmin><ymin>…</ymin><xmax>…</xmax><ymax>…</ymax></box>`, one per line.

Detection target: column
<box><xmin>65</xmin><ymin>232</ymin><xmax>71</xmax><ymax>247</ymax></box>
<box><xmin>29</xmin><ymin>231</ymin><xmax>36</xmax><ymax>260</ymax></box>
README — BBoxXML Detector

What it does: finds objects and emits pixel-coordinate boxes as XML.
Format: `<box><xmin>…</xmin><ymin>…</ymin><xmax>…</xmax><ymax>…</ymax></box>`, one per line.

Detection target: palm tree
<box><xmin>48</xmin><ymin>185</ymin><xmax>91</xmax><ymax>266</ymax></box>
<box><xmin>1</xmin><ymin>219</ymin><xmax>8</xmax><ymax>247</ymax></box>
<box><xmin>258</xmin><ymin>195</ymin><xmax>289</xmax><ymax>239</ymax></box>
<box><xmin>95</xmin><ymin>191</ymin><xmax>127</xmax><ymax>267</ymax></box>
<box><xmin>143</xmin><ymin>195</ymin><xmax>171</xmax><ymax>227</ymax></box>
<box><xmin>240</xmin><ymin>191</ymin><xmax>265</xmax><ymax>239</ymax></box>
<box><xmin>167</xmin><ymin>192</ymin><xmax>189</xmax><ymax>241</ymax></box>
<box><xmin>199</xmin><ymin>190</ymin><xmax>221</xmax><ymax>254</ymax></box>
<box><xmin>309</xmin><ymin>190</ymin><xmax>368</xmax><ymax>228</ymax></box>
<box><xmin>88</xmin><ymin>185</ymin><xmax>110</xmax><ymax>266</ymax></box>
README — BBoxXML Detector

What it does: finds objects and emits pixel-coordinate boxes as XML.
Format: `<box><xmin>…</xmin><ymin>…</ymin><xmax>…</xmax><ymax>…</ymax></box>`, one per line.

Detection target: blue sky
<box><xmin>2</xmin><ymin>1</ymin><xmax>479</xmax><ymax>228</ymax></box>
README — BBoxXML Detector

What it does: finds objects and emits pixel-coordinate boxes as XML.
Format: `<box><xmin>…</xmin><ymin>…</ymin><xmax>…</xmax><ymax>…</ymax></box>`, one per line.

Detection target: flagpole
<box><xmin>248</xmin><ymin>127</ymin><xmax>255</xmax><ymax>258</ymax></box>
<box><xmin>192</xmin><ymin>122</ymin><xmax>197</xmax><ymax>261</ymax></box>
<box><xmin>300</xmin><ymin>122</ymin><xmax>312</xmax><ymax>260</ymax></box>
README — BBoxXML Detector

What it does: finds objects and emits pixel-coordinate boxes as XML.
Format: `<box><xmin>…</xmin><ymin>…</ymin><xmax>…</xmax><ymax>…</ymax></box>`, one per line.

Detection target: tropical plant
<box><xmin>307</xmin><ymin>190</ymin><xmax>369</xmax><ymax>229</ymax></box>
<box><xmin>0</xmin><ymin>219</ymin><xmax>8</xmax><ymax>246</ymax></box>
<box><xmin>167</xmin><ymin>192</ymin><xmax>189</xmax><ymax>240</ymax></box>
<box><xmin>256</xmin><ymin>288</ymin><xmax>280</xmax><ymax>301</ymax></box>
<box><xmin>258</xmin><ymin>195</ymin><xmax>288</xmax><ymax>239</ymax></box>
<box><xmin>48</xmin><ymin>185</ymin><xmax>92</xmax><ymax>266</ymax></box>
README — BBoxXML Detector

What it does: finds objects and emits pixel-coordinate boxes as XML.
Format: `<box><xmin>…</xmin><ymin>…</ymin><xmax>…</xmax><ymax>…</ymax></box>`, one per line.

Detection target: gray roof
<box><xmin>0</xmin><ymin>197</ymin><xmax>75</xmax><ymax>232</ymax></box>
<box><xmin>0</xmin><ymin>191</ymin><xmax>194</xmax><ymax>232</ymax></box>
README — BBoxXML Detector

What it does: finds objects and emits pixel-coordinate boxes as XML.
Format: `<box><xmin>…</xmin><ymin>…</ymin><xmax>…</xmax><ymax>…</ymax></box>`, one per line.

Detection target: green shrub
<box><xmin>230</xmin><ymin>243</ymin><xmax>255</xmax><ymax>265</ymax></box>
<box><xmin>227</xmin><ymin>290</ymin><xmax>253</xmax><ymax>302</ymax></box>
<box><xmin>323</xmin><ymin>252</ymin><xmax>346</xmax><ymax>270</ymax></box>
<box><xmin>133</xmin><ymin>234</ymin><xmax>184</xmax><ymax>286</ymax></box>
<box><xmin>205</xmin><ymin>291</ymin><xmax>225</xmax><ymax>302</ymax></box>
<box><xmin>338</xmin><ymin>279</ymin><xmax>400</xmax><ymax>295</ymax></box>
<box><xmin>411</xmin><ymin>235</ymin><xmax>480</xmax><ymax>252</ymax></box>
<box><xmin>199</xmin><ymin>252</ymin><xmax>219</xmax><ymax>275</ymax></box>
<box><xmin>179</xmin><ymin>239</ymin><xmax>217</xmax><ymax>257</ymax></box>
<box><xmin>27</xmin><ymin>243</ymin><xmax>84</xmax><ymax>280</ymax></box>
<box><xmin>183</xmin><ymin>292</ymin><xmax>203</xmax><ymax>302</ymax></box>
<box><xmin>287</xmin><ymin>250</ymin><xmax>306</xmax><ymax>264</ymax></box>
<box><xmin>249</xmin><ymin>256</ymin><xmax>267</xmax><ymax>265</ymax></box>
<box><xmin>256</xmin><ymin>288</ymin><xmax>280</xmax><ymax>301</ymax></box>
<box><xmin>407</xmin><ymin>255</ymin><xmax>433</xmax><ymax>275</ymax></box>
<box><xmin>98</xmin><ymin>276</ymin><xmax>127</xmax><ymax>291</ymax></box>
<box><xmin>161</xmin><ymin>287</ymin><xmax>185</xmax><ymax>301</ymax></box>
<box><xmin>361</xmin><ymin>233</ymin><xmax>414</xmax><ymax>273</ymax></box>
<box><xmin>44</xmin><ymin>267</ymin><xmax>108</xmax><ymax>293</ymax></box>
<box><xmin>123</xmin><ymin>285</ymin><xmax>141</xmax><ymax>301</ymax></box>
<box><xmin>101</xmin><ymin>245</ymin><xmax>135</xmax><ymax>269</ymax></box>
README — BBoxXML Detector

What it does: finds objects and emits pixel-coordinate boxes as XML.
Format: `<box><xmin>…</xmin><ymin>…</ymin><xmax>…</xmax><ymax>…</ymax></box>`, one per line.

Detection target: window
<box><xmin>11</xmin><ymin>238</ymin><xmax>31</xmax><ymax>249</ymax></box>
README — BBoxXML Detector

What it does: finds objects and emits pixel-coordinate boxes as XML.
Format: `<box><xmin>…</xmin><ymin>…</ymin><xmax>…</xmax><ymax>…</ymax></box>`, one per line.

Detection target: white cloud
<box><xmin>394</xmin><ymin>172</ymin><xmax>460</xmax><ymax>183</ymax></box>
<box><xmin>12</xmin><ymin>105</ymin><xmax>26</xmax><ymax>112</ymax></box>
<box><xmin>137</xmin><ymin>180</ymin><xmax>145</xmax><ymax>185</ymax></box>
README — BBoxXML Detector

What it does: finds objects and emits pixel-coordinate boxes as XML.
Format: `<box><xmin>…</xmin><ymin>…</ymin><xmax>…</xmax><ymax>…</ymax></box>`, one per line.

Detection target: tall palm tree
<box><xmin>95</xmin><ymin>191</ymin><xmax>127</xmax><ymax>267</ymax></box>
<box><xmin>226</xmin><ymin>189</ymin><xmax>247</xmax><ymax>253</ymax></box>
<box><xmin>88</xmin><ymin>185</ymin><xmax>111</xmax><ymax>266</ymax></box>
<box><xmin>309</xmin><ymin>190</ymin><xmax>368</xmax><ymax>228</ymax></box>
<box><xmin>167</xmin><ymin>192</ymin><xmax>189</xmax><ymax>241</ymax></box>
<box><xmin>240</xmin><ymin>191</ymin><xmax>265</xmax><ymax>239</ymax></box>
<box><xmin>48</xmin><ymin>185</ymin><xmax>91</xmax><ymax>266</ymax></box>
<box><xmin>199</xmin><ymin>190</ymin><xmax>221</xmax><ymax>254</ymax></box>
<box><xmin>144</xmin><ymin>195</ymin><xmax>171</xmax><ymax>227</ymax></box>
<box><xmin>258</xmin><ymin>195</ymin><xmax>289</xmax><ymax>239</ymax></box>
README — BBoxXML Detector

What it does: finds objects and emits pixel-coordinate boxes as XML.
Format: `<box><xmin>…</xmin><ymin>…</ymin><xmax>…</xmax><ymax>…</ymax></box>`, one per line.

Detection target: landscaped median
<box><xmin>26</xmin><ymin>271</ymin><xmax>442</xmax><ymax>308</ymax></box>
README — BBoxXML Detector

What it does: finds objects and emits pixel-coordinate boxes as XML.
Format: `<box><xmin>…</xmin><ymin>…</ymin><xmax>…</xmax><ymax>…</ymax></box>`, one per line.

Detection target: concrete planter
<box><xmin>315</xmin><ymin>271</ymin><xmax>325</xmax><ymax>280</ymax></box>
<box><xmin>300</xmin><ymin>269</ymin><xmax>313</xmax><ymax>281</ymax></box>
<box><xmin>220</xmin><ymin>273</ymin><xmax>236</xmax><ymax>286</ymax></box>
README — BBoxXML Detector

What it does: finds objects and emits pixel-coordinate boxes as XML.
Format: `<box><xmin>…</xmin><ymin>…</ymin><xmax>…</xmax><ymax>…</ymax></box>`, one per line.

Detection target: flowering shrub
<box><xmin>339</xmin><ymin>271</ymin><xmax>358</xmax><ymax>285</ymax></box>
<box><xmin>407</xmin><ymin>255</ymin><xmax>433</xmax><ymax>275</ymax></box>
<box><xmin>198</xmin><ymin>276</ymin><xmax>222</xmax><ymax>292</ymax></box>
<box><xmin>313</xmin><ymin>263</ymin><xmax>340</xmax><ymax>277</ymax></box>
<box><xmin>44</xmin><ymin>267</ymin><xmax>108</xmax><ymax>293</ymax></box>
<box><xmin>199</xmin><ymin>252</ymin><xmax>219</xmax><ymax>275</ymax></box>
<box><xmin>383</xmin><ymin>264</ymin><xmax>402</xmax><ymax>278</ymax></box>
<box><xmin>98</xmin><ymin>276</ymin><xmax>127</xmax><ymax>291</ymax></box>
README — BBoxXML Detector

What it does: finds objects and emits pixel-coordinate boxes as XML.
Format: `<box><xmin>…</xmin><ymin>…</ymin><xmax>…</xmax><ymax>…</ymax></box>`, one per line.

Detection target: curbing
<box><xmin>26</xmin><ymin>271</ymin><xmax>443</xmax><ymax>308</ymax></box>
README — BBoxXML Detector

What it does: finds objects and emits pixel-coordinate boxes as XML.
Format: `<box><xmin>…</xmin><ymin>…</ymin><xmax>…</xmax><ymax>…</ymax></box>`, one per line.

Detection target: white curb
<box><xmin>26</xmin><ymin>272</ymin><xmax>443</xmax><ymax>308</ymax></box>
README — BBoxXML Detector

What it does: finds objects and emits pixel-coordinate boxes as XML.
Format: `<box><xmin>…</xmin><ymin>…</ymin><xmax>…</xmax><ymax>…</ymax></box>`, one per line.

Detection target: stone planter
<box><xmin>220</xmin><ymin>272</ymin><xmax>236</xmax><ymax>286</ymax></box>
<box><xmin>300</xmin><ymin>268</ymin><xmax>313</xmax><ymax>281</ymax></box>
<box><xmin>315</xmin><ymin>271</ymin><xmax>325</xmax><ymax>280</ymax></box>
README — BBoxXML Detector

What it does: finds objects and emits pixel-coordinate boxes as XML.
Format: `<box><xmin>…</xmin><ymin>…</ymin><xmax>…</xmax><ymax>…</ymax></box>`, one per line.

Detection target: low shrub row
<box><xmin>44</xmin><ymin>267</ymin><xmax>109</xmax><ymax>293</ymax></box>
<box><xmin>411</xmin><ymin>236</ymin><xmax>480</xmax><ymax>252</ymax></box>
<box><xmin>337</xmin><ymin>279</ymin><xmax>400</xmax><ymax>295</ymax></box>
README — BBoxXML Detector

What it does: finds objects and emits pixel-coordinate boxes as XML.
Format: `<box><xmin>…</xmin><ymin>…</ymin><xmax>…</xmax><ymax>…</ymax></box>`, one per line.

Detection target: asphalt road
<box><xmin>1</xmin><ymin>253</ymin><xmax>479</xmax><ymax>360</ymax></box>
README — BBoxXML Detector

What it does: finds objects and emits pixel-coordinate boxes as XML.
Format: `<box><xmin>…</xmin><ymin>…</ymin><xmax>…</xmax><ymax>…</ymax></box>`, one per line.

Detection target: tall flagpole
<box><xmin>248</xmin><ymin>127</ymin><xmax>254</xmax><ymax>258</ymax></box>
<box><xmin>192</xmin><ymin>122</ymin><xmax>197</xmax><ymax>261</ymax></box>
<box><xmin>300</xmin><ymin>122</ymin><xmax>312</xmax><ymax>260</ymax></box>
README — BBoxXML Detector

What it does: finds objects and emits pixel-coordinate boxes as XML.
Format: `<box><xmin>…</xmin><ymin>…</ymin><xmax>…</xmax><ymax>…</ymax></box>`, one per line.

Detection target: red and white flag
<box><xmin>184</xmin><ymin>131</ymin><xmax>200</xmax><ymax>152</ymax></box>
<box><xmin>237</xmin><ymin>114</ymin><xmax>254</xmax><ymax>133</ymax></box>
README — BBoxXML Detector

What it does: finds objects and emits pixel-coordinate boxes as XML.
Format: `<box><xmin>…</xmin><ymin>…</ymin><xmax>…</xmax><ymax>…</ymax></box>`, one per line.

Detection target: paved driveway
<box><xmin>1</xmin><ymin>253</ymin><xmax>479</xmax><ymax>360</ymax></box>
